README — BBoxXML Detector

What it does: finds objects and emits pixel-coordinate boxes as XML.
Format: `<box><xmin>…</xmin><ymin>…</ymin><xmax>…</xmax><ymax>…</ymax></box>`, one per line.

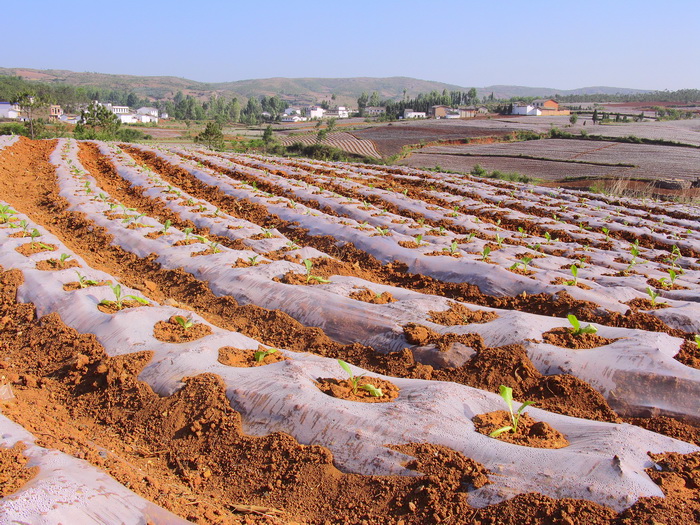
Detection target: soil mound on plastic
<box><xmin>472</xmin><ymin>411</ymin><xmax>570</xmax><ymax>449</ymax></box>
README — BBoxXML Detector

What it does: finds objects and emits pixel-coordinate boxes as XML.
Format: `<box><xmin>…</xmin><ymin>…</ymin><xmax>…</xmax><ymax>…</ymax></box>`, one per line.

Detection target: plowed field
<box><xmin>0</xmin><ymin>136</ymin><xmax>699</xmax><ymax>524</ymax></box>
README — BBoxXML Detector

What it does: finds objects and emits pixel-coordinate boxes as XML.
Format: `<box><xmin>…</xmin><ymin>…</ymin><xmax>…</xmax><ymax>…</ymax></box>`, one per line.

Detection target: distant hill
<box><xmin>0</xmin><ymin>67</ymin><xmax>652</xmax><ymax>104</ymax></box>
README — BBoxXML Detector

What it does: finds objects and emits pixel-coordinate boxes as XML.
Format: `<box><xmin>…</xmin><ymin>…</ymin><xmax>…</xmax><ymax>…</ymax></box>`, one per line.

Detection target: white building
<box><xmin>365</xmin><ymin>106</ymin><xmax>386</xmax><ymax>117</ymax></box>
<box><xmin>305</xmin><ymin>106</ymin><xmax>325</xmax><ymax>119</ymax></box>
<box><xmin>403</xmin><ymin>109</ymin><xmax>426</xmax><ymax>119</ymax></box>
<box><xmin>136</xmin><ymin>107</ymin><xmax>159</xmax><ymax>117</ymax></box>
<box><xmin>104</xmin><ymin>104</ymin><xmax>130</xmax><ymax>115</ymax></box>
<box><xmin>0</xmin><ymin>102</ymin><xmax>21</xmax><ymax>119</ymax></box>
<box><xmin>511</xmin><ymin>104</ymin><xmax>542</xmax><ymax>116</ymax></box>
<box><xmin>281</xmin><ymin>114</ymin><xmax>307</xmax><ymax>122</ymax></box>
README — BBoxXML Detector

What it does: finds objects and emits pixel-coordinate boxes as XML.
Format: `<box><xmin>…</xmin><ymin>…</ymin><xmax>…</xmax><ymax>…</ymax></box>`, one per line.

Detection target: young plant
<box><xmin>481</xmin><ymin>246</ymin><xmax>491</xmax><ymax>261</ymax></box>
<box><xmin>183</xmin><ymin>227</ymin><xmax>194</xmax><ymax>240</ymax></box>
<box><xmin>602</xmin><ymin>227</ymin><xmax>610</xmax><ymax>242</ymax></box>
<box><xmin>75</xmin><ymin>271</ymin><xmax>98</xmax><ymax>288</ymax></box>
<box><xmin>99</xmin><ymin>284</ymin><xmax>149</xmax><ymax>311</ymax></box>
<box><xmin>489</xmin><ymin>385</ymin><xmax>535</xmax><ymax>437</ymax></box>
<box><xmin>565</xmin><ymin>265</ymin><xmax>579</xmax><ymax>286</ymax></box>
<box><xmin>375</xmin><ymin>226</ymin><xmax>389</xmax><ymax>236</ymax></box>
<box><xmin>337</xmin><ymin>359</ymin><xmax>383</xmax><ymax>398</ymax></box>
<box><xmin>695</xmin><ymin>334</ymin><xmax>700</xmax><ymax>349</ymax></box>
<box><xmin>414</xmin><ymin>234</ymin><xmax>425</xmax><ymax>246</ymax></box>
<box><xmin>0</xmin><ymin>204</ymin><xmax>17</xmax><ymax>224</ymax></box>
<box><xmin>174</xmin><ymin>315</ymin><xmax>195</xmax><ymax>330</ymax></box>
<box><xmin>646</xmin><ymin>286</ymin><xmax>662</xmax><ymax>307</ymax></box>
<box><xmin>495</xmin><ymin>234</ymin><xmax>504</xmax><ymax>248</ymax></box>
<box><xmin>161</xmin><ymin>219</ymin><xmax>172</xmax><ymax>234</ymax></box>
<box><xmin>254</xmin><ymin>347</ymin><xmax>278</xmax><ymax>363</ymax></box>
<box><xmin>248</xmin><ymin>255</ymin><xmax>260</xmax><ymax>266</ymax></box>
<box><xmin>302</xmin><ymin>259</ymin><xmax>330</xmax><ymax>284</ymax></box>
<box><xmin>659</xmin><ymin>268</ymin><xmax>677</xmax><ymax>288</ymax></box>
<box><xmin>338</xmin><ymin>359</ymin><xmax>363</xmax><ymax>395</ymax></box>
<box><xmin>261</xmin><ymin>227</ymin><xmax>274</xmax><ymax>238</ymax></box>
<box><xmin>29</xmin><ymin>228</ymin><xmax>41</xmax><ymax>247</ymax></box>
<box><xmin>567</xmin><ymin>314</ymin><xmax>597</xmax><ymax>336</ymax></box>
<box><xmin>443</xmin><ymin>240</ymin><xmax>459</xmax><ymax>255</ymax></box>
<box><xmin>510</xmin><ymin>256</ymin><xmax>532</xmax><ymax>272</ymax></box>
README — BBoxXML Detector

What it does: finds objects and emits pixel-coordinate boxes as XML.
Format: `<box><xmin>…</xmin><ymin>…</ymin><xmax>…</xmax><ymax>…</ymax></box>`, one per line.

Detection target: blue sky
<box><xmin>7</xmin><ymin>0</ymin><xmax>699</xmax><ymax>90</ymax></box>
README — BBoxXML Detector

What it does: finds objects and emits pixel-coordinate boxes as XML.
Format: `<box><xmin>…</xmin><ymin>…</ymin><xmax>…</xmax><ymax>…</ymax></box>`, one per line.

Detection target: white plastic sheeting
<box><xmin>0</xmin><ymin>415</ymin><xmax>192</xmax><ymax>524</ymax></box>
<box><xmin>1</xmin><ymin>206</ymin><xmax>698</xmax><ymax>512</ymax></box>
<box><xmin>47</xmin><ymin>140</ymin><xmax>700</xmax><ymax>421</ymax></box>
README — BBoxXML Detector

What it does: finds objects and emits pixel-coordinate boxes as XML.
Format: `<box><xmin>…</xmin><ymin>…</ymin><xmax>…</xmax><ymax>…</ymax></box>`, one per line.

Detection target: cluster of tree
<box><xmin>653</xmin><ymin>106</ymin><xmax>695</xmax><ymax>120</ymax></box>
<box><xmin>0</xmin><ymin>76</ymin><xmax>151</xmax><ymax>113</ymax></box>
<box><xmin>357</xmin><ymin>88</ymin><xmax>482</xmax><ymax>118</ymax></box>
<box><xmin>556</xmin><ymin>89</ymin><xmax>700</xmax><ymax>104</ymax></box>
<box><xmin>156</xmin><ymin>91</ymin><xmax>288</xmax><ymax>125</ymax></box>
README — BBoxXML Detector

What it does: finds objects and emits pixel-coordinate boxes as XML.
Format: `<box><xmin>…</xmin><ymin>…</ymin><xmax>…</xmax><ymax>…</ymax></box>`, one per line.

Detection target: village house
<box><xmin>0</xmin><ymin>102</ymin><xmax>21</xmax><ymax>119</ymax></box>
<box><xmin>364</xmin><ymin>106</ymin><xmax>385</xmax><ymax>117</ymax></box>
<box><xmin>512</xmin><ymin>99</ymin><xmax>570</xmax><ymax>116</ymax></box>
<box><xmin>403</xmin><ymin>109</ymin><xmax>426</xmax><ymax>119</ymax></box>
<box><xmin>323</xmin><ymin>106</ymin><xmax>350</xmax><ymax>119</ymax></box>
<box><xmin>305</xmin><ymin>105</ymin><xmax>325</xmax><ymax>119</ymax></box>
<box><xmin>136</xmin><ymin>107</ymin><xmax>159</xmax><ymax>118</ymax></box>
<box><xmin>49</xmin><ymin>105</ymin><xmax>63</xmax><ymax>122</ymax></box>
<box><xmin>430</xmin><ymin>105</ymin><xmax>451</xmax><ymax>119</ymax></box>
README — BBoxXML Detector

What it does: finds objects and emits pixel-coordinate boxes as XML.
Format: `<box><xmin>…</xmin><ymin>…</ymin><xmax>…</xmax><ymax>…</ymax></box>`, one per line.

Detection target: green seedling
<box><xmin>14</xmin><ymin>219</ymin><xmax>29</xmax><ymax>232</ymax></box>
<box><xmin>567</xmin><ymin>314</ymin><xmax>597</xmax><ymax>336</ymax></box>
<box><xmin>174</xmin><ymin>315</ymin><xmax>195</xmax><ymax>330</ymax></box>
<box><xmin>602</xmin><ymin>227</ymin><xmax>610</xmax><ymax>241</ymax></box>
<box><xmin>495</xmin><ymin>234</ymin><xmax>504</xmax><ymax>248</ymax></box>
<box><xmin>59</xmin><ymin>253</ymin><xmax>71</xmax><ymax>263</ymax></box>
<box><xmin>336</xmin><ymin>359</ymin><xmax>384</xmax><ymax>396</ymax></box>
<box><xmin>99</xmin><ymin>283</ymin><xmax>149</xmax><ymax>310</ymax></box>
<box><xmin>254</xmin><ymin>347</ymin><xmax>278</xmax><ymax>363</ymax></box>
<box><xmin>659</xmin><ymin>268</ymin><xmax>677</xmax><ymax>288</ymax></box>
<box><xmin>695</xmin><ymin>335</ymin><xmax>700</xmax><ymax>349</ymax></box>
<box><xmin>75</xmin><ymin>271</ymin><xmax>98</xmax><ymax>288</ymax></box>
<box><xmin>360</xmin><ymin>384</ymin><xmax>384</xmax><ymax>398</ymax></box>
<box><xmin>489</xmin><ymin>385</ymin><xmax>535</xmax><ymax>437</ymax></box>
<box><xmin>29</xmin><ymin>228</ymin><xmax>41</xmax><ymax>247</ymax></box>
<box><xmin>565</xmin><ymin>265</ymin><xmax>579</xmax><ymax>286</ymax></box>
<box><xmin>261</xmin><ymin>227</ymin><xmax>274</xmax><ymax>238</ymax></box>
<box><xmin>83</xmin><ymin>181</ymin><xmax>92</xmax><ymax>194</ymax></box>
<box><xmin>510</xmin><ymin>257</ymin><xmax>532</xmax><ymax>272</ymax></box>
<box><xmin>183</xmin><ymin>227</ymin><xmax>193</xmax><ymax>240</ymax></box>
<box><xmin>450</xmin><ymin>206</ymin><xmax>460</xmax><ymax>218</ymax></box>
<box><xmin>187</xmin><ymin>198</ymin><xmax>195</xmax><ymax>206</ymax></box>
<box><xmin>303</xmin><ymin>259</ymin><xmax>330</xmax><ymax>284</ymax></box>
<box><xmin>286</xmin><ymin>240</ymin><xmax>300</xmax><ymax>250</ymax></box>
<box><xmin>414</xmin><ymin>234</ymin><xmax>425</xmax><ymax>246</ymax></box>
<box><xmin>517</xmin><ymin>226</ymin><xmax>526</xmax><ymax>239</ymax></box>
<box><xmin>481</xmin><ymin>246</ymin><xmax>491</xmax><ymax>261</ymax></box>
<box><xmin>544</xmin><ymin>232</ymin><xmax>552</xmax><ymax>244</ymax></box>
<box><xmin>465</xmin><ymin>232</ymin><xmax>476</xmax><ymax>242</ymax></box>
<box><xmin>0</xmin><ymin>204</ymin><xmax>17</xmax><ymax>224</ymax></box>
<box><xmin>443</xmin><ymin>240</ymin><xmax>459</xmax><ymax>254</ymax></box>
<box><xmin>375</xmin><ymin>227</ymin><xmax>389</xmax><ymax>236</ymax></box>
<box><xmin>98</xmin><ymin>193</ymin><xmax>109</xmax><ymax>202</ymax></box>
<box><xmin>338</xmin><ymin>359</ymin><xmax>363</xmax><ymax>394</ymax></box>
<box><xmin>160</xmin><ymin>220</ymin><xmax>172</xmax><ymax>234</ymax></box>
<box><xmin>198</xmin><ymin>204</ymin><xmax>207</xmax><ymax>212</ymax></box>
<box><xmin>646</xmin><ymin>286</ymin><xmax>662</xmax><ymax>307</ymax></box>
<box><xmin>248</xmin><ymin>255</ymin><xmax>260</xmax><ymax>266</ymax></box>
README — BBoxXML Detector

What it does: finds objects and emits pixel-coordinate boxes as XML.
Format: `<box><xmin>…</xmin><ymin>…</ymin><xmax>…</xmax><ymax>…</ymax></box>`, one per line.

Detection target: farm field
<box><xmin>277</xmin><ymin>131</ymin><xmax>382</xmax><ymax>158</ymax></box>
<box><xmin>0</xmin><ymin>136</ymin><xmax>699</xmax><ymax>524</ymax></box>
<box><xmin>405</xmin><ymin>139</ymin><xmax>700</xmax><ymax>182</ymax></box>
<box><xmin>349</xmin><ymin>117</ymin><xmax>700</xmax><ymax>159</ymax></box>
